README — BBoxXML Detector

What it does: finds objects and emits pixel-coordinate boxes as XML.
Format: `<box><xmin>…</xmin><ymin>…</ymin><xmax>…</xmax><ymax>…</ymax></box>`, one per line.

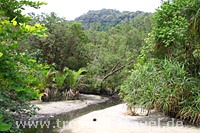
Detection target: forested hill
<box><xmin>74</xmin><ymin>9</ymin><xmax>150</xmax><ymax>30</ymax></box>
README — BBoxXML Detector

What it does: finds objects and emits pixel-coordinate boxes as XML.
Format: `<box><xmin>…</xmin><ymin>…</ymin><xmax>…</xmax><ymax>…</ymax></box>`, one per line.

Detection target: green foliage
<box><xmin>24</xmin><ymin>13</ymin><xmax>89</xmax><ymax>70</ymax></box>
<box><xmin>0</xmin><ymin>89</ymin><xmax>39</xmax><ymax>132</ymax></box>
<box><xmin>0</xmin><ymin>0</ymin><xmax>47</xmax><ymax>23</ymax></box>
<box><xmin>38</xmin><ymin>67</ymin><xmax>86</xmax><ymax>101</ymax></box>
<box><xmin>53</xmin><ymin>69</ymin><xmax>69</xmax><ymax>91</ymax></box>
<box><xmin>120</xmin><ymin>0</ymin><xmax>200</xmax><ymax>125</ymax></box>
<box><xmin>63</xmin><ymin>68</ymin><xmax>87</xmax><ymax>89</ymax></box>
<box><xmin>19</xmin><ymin>11</ymin><xmax>153</xmax><ymax>95</ymax></box>
<box><xmin>0</xmin><ymin>18</ymin><xmax>46</xmax><ymax>100</ymax></box>
<box><xmin>46</xmin><ymin>67</ymin><xmax>86</xmax><ymax>90</ymax></box>
<box><xmin>152</xmin><ymin>0</ymin><xmax>200</xmax><ymax>76</ymax></box>
<box><xmin>120</xmin><ymin>59</ymin><xmax>200</xmax><ymax>124</ymax></box>
<box><xmin>75</xmin><ymin>9</ymin><xmax>150</xmax><ymax>30</ymax></box>
<box><xmin>0</xmin><ymin>0</ymin><xmax>47</xmax><ymax>132</ymax></box>
<box><xmin>154</xmin><ymin>1</ymin><xmax>189</xmax><ymax>47</ymax></box>
<box><xmin>0</xmin><ymin>52</ymin><xmax>3</xmax><ymax>57</ymax></box>
<box><xmin>0</xmin><ymin>114</ymin><xmax>11</xmax><ymax>132</ymax></box>
<box><xmin>83</xmin><ymin>14</ymin><xmax>153</xmax><ymax>93</ymax></box>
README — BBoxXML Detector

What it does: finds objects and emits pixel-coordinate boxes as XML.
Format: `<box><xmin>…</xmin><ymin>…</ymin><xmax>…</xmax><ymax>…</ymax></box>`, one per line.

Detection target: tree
<box><xmin>152</xmin><ymin>0</ymin><xmax>200</xmax><ymax>76</ymax></box>
<box><xmin>83</xmin><ymin>15</ymin><xmax>153</xmax><ymax>93</ymax></box>
<box><xmin>24</xmin><ymin>13</ymin><xmax>89</xmax><ymax>70</ymax></box>
<box><xmin>0</xmin><ymin>0</ymin><xmax>46</xmax><ymax>22</ymax></box>
<box><xmin>0</xmin><ymin>0</ymin><xmax>47</xmax><ymax>132</ymax></box>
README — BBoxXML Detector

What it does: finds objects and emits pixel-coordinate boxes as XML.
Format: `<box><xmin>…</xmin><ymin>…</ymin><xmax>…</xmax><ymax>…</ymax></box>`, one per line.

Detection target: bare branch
<box><xmin>102</xmin><ymin>60</ymin><xmax>134</xmax><ymax>81</ymax></box>
<box><xmin>111</xmin><ymin>60</ymin><xmax>120</xmax><ymax>72</ymax></box>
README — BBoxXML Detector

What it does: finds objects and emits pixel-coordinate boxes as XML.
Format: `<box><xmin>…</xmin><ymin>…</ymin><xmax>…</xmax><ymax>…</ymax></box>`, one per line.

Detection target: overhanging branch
<box><xmin>102</xmin><ymin>60</ymin><xmax>134</xmax><ymax>81</ymax></box>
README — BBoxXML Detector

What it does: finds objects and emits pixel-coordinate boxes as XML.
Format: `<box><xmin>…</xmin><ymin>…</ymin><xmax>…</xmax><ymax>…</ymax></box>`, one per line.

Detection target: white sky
<box><xmin>26</xmin><ymin>0</ymin><xmax>162</xmax><ymax>20</ymax></box>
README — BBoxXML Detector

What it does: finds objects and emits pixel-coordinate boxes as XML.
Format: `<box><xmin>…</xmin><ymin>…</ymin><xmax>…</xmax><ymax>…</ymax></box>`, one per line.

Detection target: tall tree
<box><xmin>23</xmin><ymin>13</ymin><xmax>89</xmax><ymax>70</ymax></box>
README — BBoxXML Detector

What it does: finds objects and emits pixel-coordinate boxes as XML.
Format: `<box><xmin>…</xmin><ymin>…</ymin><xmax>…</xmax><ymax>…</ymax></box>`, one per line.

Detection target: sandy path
<box><xmin>31</xmin><ymin>94</ymin><xmax>108</xmax><ymax>118</ymax></box>
<box><xmin>61</xmin><ymin>104</ymin><xmax>199</xmax><ymax>133</ymax></box>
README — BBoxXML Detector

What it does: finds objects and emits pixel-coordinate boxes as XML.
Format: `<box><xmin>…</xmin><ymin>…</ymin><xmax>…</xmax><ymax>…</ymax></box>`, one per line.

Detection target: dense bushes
<box><xmin>120</xmin><ymin>0</ymin><xmax>200</xmax><ymax>125</ymax></box>
<box><xmin>153</xmin><ymin>0</ymin><xmax>200</xmax><ymax>75</ymax></box>
<box><xmin>120</xmin><ymin>59</ymin><xmax>200</xmax><ymax>124</ymax></box>
<box><xmin>0</xmin><ymin>0</ymin><xmax>48</xmax><ymax>132</ymax></box>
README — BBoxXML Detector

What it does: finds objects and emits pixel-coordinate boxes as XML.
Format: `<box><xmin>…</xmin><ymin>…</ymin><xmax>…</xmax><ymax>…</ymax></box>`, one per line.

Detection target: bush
<box><xmin>0</xmin><ymin>0</ymin><xmax>47</xmax><ymax>132</ymax></box>
<box><xmin>120</xmin><ymin>59</ymin><xmax>200</xmax><ymax>124</ymax></box>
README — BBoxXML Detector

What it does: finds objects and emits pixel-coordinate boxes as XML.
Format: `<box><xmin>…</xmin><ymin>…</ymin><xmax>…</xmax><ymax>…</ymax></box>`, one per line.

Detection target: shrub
<box><xmin>120</xmin><ymin>59</ymin><xmax>200</xmax><ymax>124</ymax></box>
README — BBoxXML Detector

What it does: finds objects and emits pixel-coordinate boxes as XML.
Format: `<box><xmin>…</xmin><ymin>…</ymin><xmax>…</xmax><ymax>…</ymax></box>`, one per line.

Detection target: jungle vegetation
<box><xmin>0</xmin><ymin>0</ymin><xmax>199</xmax><ymax>132</ymax></box>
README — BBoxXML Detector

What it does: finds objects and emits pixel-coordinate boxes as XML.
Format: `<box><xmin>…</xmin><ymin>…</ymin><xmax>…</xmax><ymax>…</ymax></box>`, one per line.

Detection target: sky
<box><xmin>26</xmin><ymin>0</ymin><xmax>162</xmax><ymax>20</ymax></box>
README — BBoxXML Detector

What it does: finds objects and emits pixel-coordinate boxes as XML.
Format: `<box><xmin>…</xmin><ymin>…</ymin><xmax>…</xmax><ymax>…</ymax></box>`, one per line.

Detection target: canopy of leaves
<box><xmin>24</xmin><ymin>13</ymin><xmax>89</xmax><ymax>70</ymax></box>
<box><xmin>0</xmin><ymin>0</ymin><xmax>46</xmax><ymax>22</ymax></box>
<box><xmin>75</xmin><ymin>9</ymin><xmax>151</xmax><ymax>30</ymax></box>
<box><xmin>82</xmin><ymin>14</ymin><xmax>153</xmax><ymax>93</ymax></box>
